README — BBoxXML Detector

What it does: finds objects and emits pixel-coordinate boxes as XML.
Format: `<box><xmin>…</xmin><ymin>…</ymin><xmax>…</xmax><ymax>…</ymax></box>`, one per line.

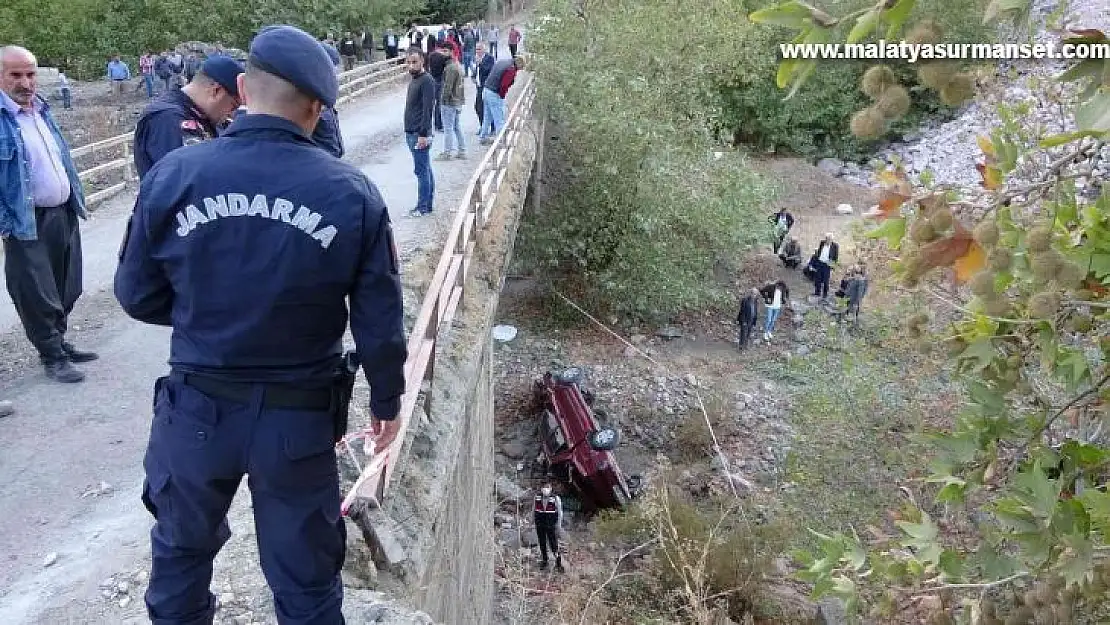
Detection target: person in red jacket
<box><xmin>478</xmin><ymin>55</ymin><xmax>524</xmax><ymax>145</ymax></box>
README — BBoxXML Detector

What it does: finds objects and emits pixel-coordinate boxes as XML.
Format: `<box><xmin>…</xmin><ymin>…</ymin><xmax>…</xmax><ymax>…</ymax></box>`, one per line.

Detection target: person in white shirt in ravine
<box><xmin>760</xmin><ymin>280</ymin><xmax>789</xmax><ymax>341</ymax></box>
<box><xmin>811</xmin><ymin>232</ymin><xmax>839</xmax><ymax>300</ymax></box>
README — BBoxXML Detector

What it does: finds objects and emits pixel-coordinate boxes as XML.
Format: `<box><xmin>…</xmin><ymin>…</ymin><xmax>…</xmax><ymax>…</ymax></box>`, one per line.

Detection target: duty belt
<box><xmin>182</xmin><ymin>374</ymin><xmax>333</xmax><ymax>411</ymax></box>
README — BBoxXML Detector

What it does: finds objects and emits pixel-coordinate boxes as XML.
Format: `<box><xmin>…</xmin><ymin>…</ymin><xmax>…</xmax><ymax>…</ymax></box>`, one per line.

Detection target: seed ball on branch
<box><xmin>906</xmin><ymin>19</ymin><xmax>944</xmax><ymax>45</ymax></box>
<box><xmin>983</xmin><ymin>297</ymin><xmax>1011</xmax><ymax>317</ymax></box>
<box><xmin>970</xmin><ymin>271</ymin><xmax>996</xmax><ymax>297</ymax></box>
<box><xmin>850</xmin><ymin>106</ymin><xmax>887</xmax><ymax>139</ymax></box>
<box><xmin>1067</xmin><ymin>313</ymin><xmax>1093</xmax><ymax>333</ymax></box>
<box><xmin>1031</xmin><ymin>251</ymin><xmax>1063</xmax><ymax>284</ymax></box>
<box><xmin>940</xmin><ymin>73</ymin><xmax>975</xmax><ymax>105</ymax></box>
<box><xmin>1054</xmin><ymin>260</ymin><xmax>1085</xmax><ymax>289</ymax></box>
<box><xmin>1027</xmin><ymin>291</ymin><xmax>1061</xmax><ymax>319</ymax></box>
<box><xmin>987</xmin><ymin>248</ymin><xmax>1012</xmax><ymax>271</ymax></box>
<box><xmin>945</xmin><ymin>337</ymin><xmax>967</xmax><ymax>357</ymax></box>
<box><xmin>929</xmin><ymin>207</ymin><xmax>954</xmax><ymax>231</ymax></box>
<box><xmin>861</xmin><ymin>65</ymin><xmax>898</xmax><ymax>99</ymax></box>
<box><xmin>876</xmin><ymin>85</ymin><xmax>911</xmax><ymax>119</ymax></box>
<box><xmin>1026</xmin><ymin>225</ymin><xmax>1053</xmax><ymax>252</ymax></box>
<box><xmin>973</xmin><ymin>220</ymin><xmax>1000</xmax><ymax>247</ymax></box>
<box><xmin>917</xmin><ymin>61</ymin><xmax>959</xmax><ymax>90</ymax></box>
<box><xmin>910</xmin><ymin>220</ymin><xmax>938</xmax><ymax>243</ymax></box>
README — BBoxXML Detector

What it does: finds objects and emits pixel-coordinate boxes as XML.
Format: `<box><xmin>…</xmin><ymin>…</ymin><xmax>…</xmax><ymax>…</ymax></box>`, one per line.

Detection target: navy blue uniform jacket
<box><xmin>115</xmin><ymin>114</ymin><xmax>407</xmax><ymax>419</ymax></box>
<box><xmin>312</xmin><ymin>106</ymin><xmax>344</xmax><ymax>159</ymax></box>
<box><xmin>133</xmin><ymin>89</ymin><xmax>218</xmax><ymax>180</ymax></box>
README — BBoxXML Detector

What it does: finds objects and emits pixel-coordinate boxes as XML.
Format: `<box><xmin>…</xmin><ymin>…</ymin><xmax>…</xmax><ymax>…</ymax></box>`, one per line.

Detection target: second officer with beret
<box><xmin>132</xmin><ymin>54</ymin><xmax>244</xmax><ymax>179</ymax></box>
<box><xmin>115</xmin><ymin>24</ymin><xmax>407</xmax><ymax>625</ymax></box>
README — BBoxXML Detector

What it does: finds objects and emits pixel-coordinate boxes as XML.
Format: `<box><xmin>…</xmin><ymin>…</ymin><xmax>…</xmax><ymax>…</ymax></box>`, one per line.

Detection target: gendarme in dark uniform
<box><xmin>314</xmin><ymin>42</ymin><xmax>345</xmax><ymax>158</ymax></box>
<box><xmin>114</xmin><ymin>24</ymin><xmax>407</xmax><ymax>624</ymax></box>
<box><xmin>132</xmin><ymin>55</ymin><xmax>244</xmax><ymax>179</ymax></box>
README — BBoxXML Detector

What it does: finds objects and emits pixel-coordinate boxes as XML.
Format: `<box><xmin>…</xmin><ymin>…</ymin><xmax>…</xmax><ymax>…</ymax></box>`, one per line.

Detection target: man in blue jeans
<box><xmin>404</xmin><ymin>50</ymin><xmax>436</xmax><ymax>215</ymax></box>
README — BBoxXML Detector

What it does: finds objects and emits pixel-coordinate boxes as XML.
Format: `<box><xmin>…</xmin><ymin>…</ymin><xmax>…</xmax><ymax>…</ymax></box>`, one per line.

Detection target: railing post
<box><xmin>123</xmin><ymin>140</ymin><xmax>133</xmax><ymax>182</ymax></box>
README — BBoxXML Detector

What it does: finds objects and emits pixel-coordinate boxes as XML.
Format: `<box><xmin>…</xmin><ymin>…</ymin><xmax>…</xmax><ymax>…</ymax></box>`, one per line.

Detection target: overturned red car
<box><xmin>531</xmin><ymin>367</ymin><xmax>639</xmax><ymax>512</ymax></box>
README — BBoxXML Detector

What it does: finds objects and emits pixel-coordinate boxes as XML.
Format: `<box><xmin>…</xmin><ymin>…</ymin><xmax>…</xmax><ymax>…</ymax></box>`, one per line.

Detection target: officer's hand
<box><xmin>370</xmin><ymin>416</ymin><xmax>403</xmax><ymax>451</ymax></box>
<box><xmin>416</xmin><ymin>136</ymin><xmax>430</xmax><ymax>150</ymax></box>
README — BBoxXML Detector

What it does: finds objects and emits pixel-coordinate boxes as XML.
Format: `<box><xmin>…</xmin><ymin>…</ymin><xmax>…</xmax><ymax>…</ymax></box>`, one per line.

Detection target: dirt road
<box><xmin>0</xmin><ymin>68</ymin><xmax>515</xmax><ymax>624</ymax></box>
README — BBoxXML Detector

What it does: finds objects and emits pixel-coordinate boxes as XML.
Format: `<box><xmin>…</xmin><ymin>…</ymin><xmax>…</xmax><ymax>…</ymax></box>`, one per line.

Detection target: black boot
<box><xmin>538</xmin><ymin>558</ymin><xmax>548</xmax><ymax>570</ymax></box>
<box><xmin>62</xmin><ymin>342</ymin><xmax>99</xmax><ymax>363</ymax></box>
<box><xmin>555</xmin><ymin>557</ymin><xmax>564</xmax><ymax>573</ymax></box>
<box><xmin>43</xmin><ymin>359</ymin><xmax>85</xmax><ymax>383</ymax></box>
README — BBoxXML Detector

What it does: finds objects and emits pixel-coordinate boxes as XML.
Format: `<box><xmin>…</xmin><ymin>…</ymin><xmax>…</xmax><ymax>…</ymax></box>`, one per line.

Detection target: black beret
<box><xmin>248</xmin><ymin>25</ymin><xmax>339</xmax><ymax>107</ymax></box>
<box><xmin>201</xmin><ymin>55</ymin><xmax>244</xmax><ymax>98</ymax></box>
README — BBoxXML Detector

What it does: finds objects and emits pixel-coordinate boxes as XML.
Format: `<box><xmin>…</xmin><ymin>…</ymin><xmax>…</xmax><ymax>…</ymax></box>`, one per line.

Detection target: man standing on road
<box><xmin>534</xmin><ymin>482</ymin><xmax>565</xmax><ymax>572</ymax></box>
<box><xmin>508</xmin><ymin>24</ymin><xmax>523</xmax><ymax>58</ymax></box>
<box><xmin>736</xmin><ymin>288</ymin><xmax>760</xmax><ymax>350</ymax></box>
<box><xmin>461</xmin><ymin>23</ymin><xmax>478</xmax><ymax>77</ymax></box>
<box><xmin>404</xmin><ymin>49</ymin><xmax>436</xmax><ymax>216</ymax></box>
<box><xmin>487</xmin><ymin>24</ymin><xmax>501</xmax><ymax>58</ymax></box>
<box><xmin>384</xmin><ymin>29</ymin><xmax>399</xmax><ymax>59</ymax></box>
<box><xmin>133</xmin><ymin>55</ymin><xmax>243</xmax><ymax>179</ymax></box>
<box><xmin>339</xmin><ymin>32</ymin><xmax>358</xmax><ymax>71</ymax></box>
<box><xmin>427</xmin><ymin>40</ymin><xmax>451</xmax><ymax>133</ymax></box>
<box><xmin>437</xmin><ymin>51</ymin><xmax>466</xmax><ymax>161</ymax></box>
<box><xmin>0</xmin><ymin>46</ymin><xmax>97</xmax><ymax>383</ymax></box>
<box><xmin>474</xmin><ymin>43</ymin><xmax>495</xmax><ymax>129</ymax></box>
<box><xmin>114</xmin><ymin>24</ymin><xmax>406</xmax><ymax>625</ymax></box>
<box><xmin>478</xmin><ymin>55</ymin><xmax>523</xmax><ymax>145</ymax></box>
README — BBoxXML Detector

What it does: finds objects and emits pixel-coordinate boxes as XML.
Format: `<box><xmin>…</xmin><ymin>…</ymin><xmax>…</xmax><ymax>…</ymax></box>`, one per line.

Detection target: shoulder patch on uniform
<box><xmin>181</xmin><ymin>120</ymin><xmax>200</xmax><ymax>131</ymax></box>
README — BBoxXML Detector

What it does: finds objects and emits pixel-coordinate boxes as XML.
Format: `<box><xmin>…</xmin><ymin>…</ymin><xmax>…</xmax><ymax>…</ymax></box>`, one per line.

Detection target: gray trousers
<box><xmin>3</xmin><ymin>205</ymin><xmax>83</xmax><ymax>361</ymax></box>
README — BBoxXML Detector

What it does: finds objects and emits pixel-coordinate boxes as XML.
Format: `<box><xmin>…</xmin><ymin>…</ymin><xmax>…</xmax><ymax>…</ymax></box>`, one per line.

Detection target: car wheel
<box><xmin>587</xmin><ymin>426</ymin><xmax>620</xmax><ymax>451</ymax></box>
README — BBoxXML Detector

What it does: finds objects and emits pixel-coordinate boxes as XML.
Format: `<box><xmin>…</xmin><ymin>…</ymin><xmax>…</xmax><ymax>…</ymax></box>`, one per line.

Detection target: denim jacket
<box><xmin>0</xmin><ymin>93</ymin><xmax>87</xmax><ymax>240</ymax></box>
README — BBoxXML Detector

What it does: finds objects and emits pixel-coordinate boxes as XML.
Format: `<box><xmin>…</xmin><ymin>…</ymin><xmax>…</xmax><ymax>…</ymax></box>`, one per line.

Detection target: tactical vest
<box><xmin>534</xmin><ymin>495</ymin><xmax>558</xmax><ymax>525</ymax></box>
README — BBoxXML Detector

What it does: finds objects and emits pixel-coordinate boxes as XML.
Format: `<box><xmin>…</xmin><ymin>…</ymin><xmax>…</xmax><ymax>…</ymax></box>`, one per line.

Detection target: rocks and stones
<box><xmin>82</xmin><ymin>481</ymin><xmax>114</xmax><ymax>497</ymax></box>
<box><xmin>816</xmin><ymin>157</ymin><xmax>845</xmax><ymax>176</ymax></box>
<box><xmin>684</xmin><ymin>373</ymin><xmax>698</xmax><ymax>387</ymax></box>
<box><xmin>0</xmin><ymin>400</ymin><xmax>13</xmax><ymax>418</ymax></box>
<box><xmin>655</xmin><ymin>326</ymin><xmax>682</xmax><ymax>339</ymax></box>
<box><xmin>499</xmin><ymin>441</ymin><xmax>527</xmax><ymax>460</ymax></box>
<box><xmin>495</xmin><ymin>476</ymin><xmax>528</xmax><ymax>502</ymax></box>
<box><xmin>492</xmin><ymin>324</ymin><xmax>518</xmax><ymax>342</ymax></box>
<box><xmin>834</xmin><ymin>203</ymin><xmax>853</xmax><ymax>215</ymax></box>
<box><xmin>118</xmin><ymin>596</ymin><xmax>132</xmax><ymax>609</ymax></box>
<box><xmin>42</xmin><ymin>552</ymin><xmax>58</xmax><ymax>567</ymax></box>
<box><xmin>816</xmin><ymin>597</ymin><xmax>850</xmax><ymax>625</ymax></box>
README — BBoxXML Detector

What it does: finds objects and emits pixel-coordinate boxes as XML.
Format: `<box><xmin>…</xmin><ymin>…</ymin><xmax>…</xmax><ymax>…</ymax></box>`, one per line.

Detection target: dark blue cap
<box><xmin>201</xmin><ymin>55</ymin><xmax>244</xmax><ymax>98</ymax></box>
<box><xmin>321</xmin><ymin>42</ymin><xmax>341</xmax><ymax>67</ymax></box>
<box><xmin>249</xmin><ymin>25</ymin><xmax>339</xmax><ymax>107</ymax></box>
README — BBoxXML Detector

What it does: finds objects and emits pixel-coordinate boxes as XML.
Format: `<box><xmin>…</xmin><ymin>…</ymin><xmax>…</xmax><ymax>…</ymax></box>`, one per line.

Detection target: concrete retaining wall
<box><xmin>347</xmin><ymin>114</ymin><xmax>538</xmax><ymax>625</ymax></box>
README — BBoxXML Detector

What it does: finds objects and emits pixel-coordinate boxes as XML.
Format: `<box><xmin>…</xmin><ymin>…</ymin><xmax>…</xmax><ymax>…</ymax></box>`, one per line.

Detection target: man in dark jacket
<box><xmin>339</xmin><ymin>32</ymin><xmax>358</xmax><ymax>71</ymax></box>
<box><xmin>811</xmin><ymin>233</ymin><xmax>839</xmax><ymax>300</ymax></box>
<box><xmin>404</xmin><ymin>49</ymin><xmax>436</xmax><ymax>215</ymax></box>
<box><xmin>474</xmin><ymin>43</ymin><xmax>495</xmax><ymax>129</ymax></box>
<box><xmin>736</xmin><ymin>288</ymin><xmax>760</xmax><ymax>350</ymax></box>
<box><xmin>478</xmin><ymin>55</ymin><xmax>523</xmax><ymax>144</ymax></box>
<box><xmin>427</xmin><ymin>40</ymin><xmax>451</xmax><ymax>133</ymax></box>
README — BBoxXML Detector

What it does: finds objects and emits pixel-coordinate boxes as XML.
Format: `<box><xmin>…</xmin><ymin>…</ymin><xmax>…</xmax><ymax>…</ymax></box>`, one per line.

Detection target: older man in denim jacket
<box><xmin>1</xmin><ymin>46</ymin><xmax>96</xmax><ymax>383</ymax></box>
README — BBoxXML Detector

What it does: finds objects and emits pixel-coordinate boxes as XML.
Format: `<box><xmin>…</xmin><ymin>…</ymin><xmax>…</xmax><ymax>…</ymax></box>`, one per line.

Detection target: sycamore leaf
<box><xmin>976</xmin><ymin>135</ymin><xmax>997</xmax><ymax>158</ymax></box>
<box><xmin>1055</xmin><ymin>534</ymin><xmax>1095</xmax><ymax>589</ymax></box>
<box><xmin>973</xmin><ymin>542</ymin><xmax>1020</xmax><ymax>580</ymax></box>
<box><xmin>958</xmin><ymin>338</ymin><xmax>997</xmax><ymax>373</ymax></box>
<box><xmin>1014</xmin><ymin>463</ymin><xmax>1061</xmax><ymax>520</ymax></box>
<box><xmin>954</xmin><ymin>240</ymin><xmax>987</xmax><ymax>283</ymax></box>
<box><xmin>873</xmin><ymin>167</ymin><xmax>912</xmax><ymax>219</ymax></box>
<box><xmin>1053</xmin><ymin>347</ymin><xmax>1091</xmax><ymax>389</ymax></box>
<box><xmin>865</xmin><ymin>216</ymin><xmax>906</xmax><ymax>248</ymax></box>
<box><xmin>882</xmin><ymin>0</ymin><xmax>916</xmax><ymax>40</ymax></box>
<box><xmin>749</xmin><ymin>2</ymin><xmax>815</xmax><ymax>29</ymax></box>
<box><xmin>1067</xmin><ymin>28</ymin><xmax>1108</xmax><ymax>41</ymax></box>
<box><xmin>919</xmin><ymin>233</ymin><xmax>973</xmax><ymax>270</ymax></box>
<box><xmin>976</xmin><ymin>162</ymin><xmax>1004</xmax><ymax>189</ymax></box>
<box><xmin>1075</xmin><ymin>91</ymin><xmax>1110</xmax><ymax>133</ymax></box>
<box><xmin>1077</xmin><ymin>489</ymin><xmax>1110</xmax><ymax>541</ymax></box>
<box><xmin>847</xmin><ymin>9</ymin><xmax>879</xmax><ymax>44</ymax></box>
